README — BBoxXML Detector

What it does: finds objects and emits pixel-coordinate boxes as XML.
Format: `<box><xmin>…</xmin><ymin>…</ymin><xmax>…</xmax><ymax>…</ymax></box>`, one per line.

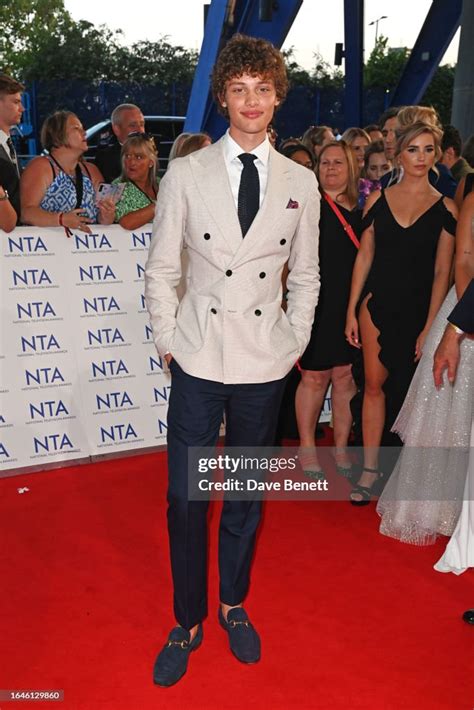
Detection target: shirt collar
<box><xmin>223</xmin><ymin>129</ymin><xmax>270</xmax><ymax>166</ymax></box>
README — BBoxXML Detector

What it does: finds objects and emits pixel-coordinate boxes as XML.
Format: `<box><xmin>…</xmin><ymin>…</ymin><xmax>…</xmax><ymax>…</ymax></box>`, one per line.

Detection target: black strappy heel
<box><xmin>349</xmin><ymin>466</ymin><xmax>381</xmax><ymax>506</ymax></box>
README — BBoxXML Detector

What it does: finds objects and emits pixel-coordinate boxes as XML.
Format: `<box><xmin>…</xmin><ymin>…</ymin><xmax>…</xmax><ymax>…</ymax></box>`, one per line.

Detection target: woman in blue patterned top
<box><xmin>21</xmin><ymin>111</ymin><xmax>115</xmax><ymax>233</ymax></box>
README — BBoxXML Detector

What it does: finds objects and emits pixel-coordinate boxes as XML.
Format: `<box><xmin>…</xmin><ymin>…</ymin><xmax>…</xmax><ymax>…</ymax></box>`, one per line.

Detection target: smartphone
<box><xmin>97</xmin><ymin>182</ymin><xmax>125</xmax><ymax>203</ymax></box>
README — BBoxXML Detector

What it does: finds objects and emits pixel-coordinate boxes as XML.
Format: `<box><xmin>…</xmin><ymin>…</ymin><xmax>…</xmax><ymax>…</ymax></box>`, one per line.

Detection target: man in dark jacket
<box><xmin>94</xmin><ymin>103</ymin><xmax>145</xmax><ymax>182</ymax></box>
<box><xmin>0</xmin><ymin>74</ymin><xmax>24</xmax><ymax>224</ymax></box>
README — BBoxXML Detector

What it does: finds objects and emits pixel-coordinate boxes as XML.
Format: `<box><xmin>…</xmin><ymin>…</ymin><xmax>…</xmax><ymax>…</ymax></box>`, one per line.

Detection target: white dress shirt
<box><xmin>222</xmin><ymin>129</ymin><xmax>270</xmax><ymax>209</ymax></box>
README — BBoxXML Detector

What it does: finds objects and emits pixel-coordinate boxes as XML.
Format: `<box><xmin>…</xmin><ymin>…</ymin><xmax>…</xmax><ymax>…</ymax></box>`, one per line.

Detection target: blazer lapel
<box><xmin>0</xmin><ymin>143</ymin><xmax>20</xmax><ymax>177</ymax></box>
<box><xmin>0</xmin><ymin>144</ymin><xmax>10</xmax><ymax>163</ymax></box>
<box><xmin>189</xmin><ymin>138</ymin><xmax>243</xmax><ymax>254</ymax></box>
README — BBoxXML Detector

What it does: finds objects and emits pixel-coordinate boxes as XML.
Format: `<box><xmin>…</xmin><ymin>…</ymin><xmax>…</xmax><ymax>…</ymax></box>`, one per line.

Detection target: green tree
<box><xmin>0</xmin><ymin>0</ymin><xmax>68</xmax><ymax>73</ymax></box>
<box><xmin>115</xmin><ymin>38</ymin><xmax>198</xmax><ymax>85</ymax></box>
<box><xmin>282</xmin><ymin>47</ymin><xmax>312</xmax><ymax>87</ymax></box>
<box><xmin>20</xmin><ymin>18</ymin><xmax>123</xmax><ymax>81</ymax></box>
<box><xmin>282</xmin><ymin>48</ymin><xmax>343</xmax><ymax>89</ymax></box>
<box><xmin>0</xmin><ymin>0</ymin><xmax>123</xmax><ymax>81</ymax></box>
<box><xmin>421</xmin><ymin>64</ymin><xmax>455</xmax><ymax>125</ymax></box>
<box><xmin>364</xmin><ymin>35</ymin><xmax>455</xmax><ymax>124</ymax></box>
<box><xmin>364</xmin><ymin>36</ymin><xmax>409</xmax><ymax>90</ymax></box>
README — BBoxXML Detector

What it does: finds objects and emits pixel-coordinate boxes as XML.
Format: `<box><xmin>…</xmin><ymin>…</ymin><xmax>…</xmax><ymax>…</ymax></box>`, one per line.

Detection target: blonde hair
<box><xmin>168</xmin><ymin>132</ymin><xmax>191</xmax><ymax>162</ymax></box>
<box><xmin>341</xmin><ymin>127</ymin><xmax>371</xmax><ymax>146</ymax></box>
<box><xmin>317</xmin><ymin>140</ymin><xmax>359</xmax><ymax>208</ymax></box>
<box><xmin>176</xmin><ymin>133</ymin><xmax>211</xmax><ymax>158</ymax></box>
<box><xmin>397</xmin><ymin>105</ymin><xmax>442</xmax><ymax>131</ymax></box>
<box><xmin>120</xmin><ymin>133</ymin><xmax>158</xmax><ymax>185</ymax></box>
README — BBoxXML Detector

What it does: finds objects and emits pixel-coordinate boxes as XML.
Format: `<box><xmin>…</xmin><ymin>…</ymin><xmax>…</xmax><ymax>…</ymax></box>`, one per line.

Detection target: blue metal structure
<box><xmin>186</xmin><ymin>0</ymin><xmax>464</xmax><ymax>136</ymax></box>
<box><xmin>390</xmin><ymin>0</ymin><xmax>462</xmax><ymax>107</ymax></box>
<box><xmin>343</xmin><ymin>0</ymin><xmax>364</xmax><ymax>127</ymax></box>
<box><xmin>184</xmin><ymin>0</ymin><xmax>228</xmax><ymax>134</ymax></box>
<box><xmin>12</xmin><ymin>89</ymin><xmax>37</xmax><ymax>163</ymax></box>
<box><xmin>184</xmin><ymin>0</ymin><xmax>303</xmax><ymax>138</ymax></box>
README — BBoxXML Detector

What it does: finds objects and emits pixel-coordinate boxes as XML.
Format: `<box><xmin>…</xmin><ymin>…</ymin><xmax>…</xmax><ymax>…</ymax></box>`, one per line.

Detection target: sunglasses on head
<box><xmin>127</xmin><ymin>131</ymin><xmax>155</xmax><ymax>142</ymax></box>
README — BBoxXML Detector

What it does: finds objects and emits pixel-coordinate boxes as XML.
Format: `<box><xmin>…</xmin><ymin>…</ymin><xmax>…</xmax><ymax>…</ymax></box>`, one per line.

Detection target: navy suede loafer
<box><xmin>153</xmin><ymin>624</ymin><xmax>203</xmax><ymax>687</ymax></box>
<box><xmin>462</xmin><ymin>609</ymin><xmax>474</xmax><ymax>625</ymax></box>
<box><xmin>218</xmin><ymin>607</ymin><xmax>261</xmax><ymax>664</ymax></box>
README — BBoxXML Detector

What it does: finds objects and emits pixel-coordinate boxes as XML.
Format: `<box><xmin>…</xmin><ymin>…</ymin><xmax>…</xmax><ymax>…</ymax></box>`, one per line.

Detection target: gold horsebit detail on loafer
<box><xmin>166</xmin><ymin>640</ymin><xmax>189</xmax><ymax>648</ymax></box>
<box><xmin>228</xmin><ymin>620</ymin><xmax>250</xmax><ymax>628</ymax></box>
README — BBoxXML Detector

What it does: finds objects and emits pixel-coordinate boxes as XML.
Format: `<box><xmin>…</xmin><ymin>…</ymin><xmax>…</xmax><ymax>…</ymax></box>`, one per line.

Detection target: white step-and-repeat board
<box><xmin>1</xmin><ymin>225</ymin><xmax>170</xmax><ymax>476</ymax></box>
<box><xmin>1</xmin><ymin>225</ymin><xmax>332</xmax><ymax>477</ymax></box>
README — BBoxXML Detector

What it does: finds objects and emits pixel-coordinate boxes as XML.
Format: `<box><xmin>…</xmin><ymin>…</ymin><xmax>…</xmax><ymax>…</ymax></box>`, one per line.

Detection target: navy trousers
<box><xmin>166</xmin><ymin>358</ymin><xmax>287</xmax><ymax>629</ymax></box>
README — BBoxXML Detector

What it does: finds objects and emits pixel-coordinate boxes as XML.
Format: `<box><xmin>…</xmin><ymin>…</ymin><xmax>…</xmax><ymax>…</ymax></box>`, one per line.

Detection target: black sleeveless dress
<box><xmin>300</xmin><ymin>199</ymin><xmax>361</xmax><ymax>371</ymax></box>
<box><xmin>463</xmin><ymin>172</ymin><xmax>474</xmax><ymax>199</ymax></box>
<box><xmin>360</xmin><ymin>190</ymin><xmax>457</xmax><ymax>444</ymax></box>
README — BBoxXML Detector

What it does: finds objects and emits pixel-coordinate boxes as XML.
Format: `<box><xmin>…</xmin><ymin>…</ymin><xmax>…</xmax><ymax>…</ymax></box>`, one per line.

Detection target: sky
<box><xmin>64</xmin><ymin>0</ymin><xmax>460</xmax><ymax>70</ymax></box>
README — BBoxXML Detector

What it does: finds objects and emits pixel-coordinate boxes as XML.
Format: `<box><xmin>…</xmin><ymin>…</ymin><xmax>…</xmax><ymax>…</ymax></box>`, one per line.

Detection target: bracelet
<box><xmin>58</xmin><ymin>212</ymin><xmax>64</xmax><ymax>226</ymax></box>
<box><xmin>448</xmin><ymin>322</ymin><xmax>464</xmax><ymax>336</ymax></box>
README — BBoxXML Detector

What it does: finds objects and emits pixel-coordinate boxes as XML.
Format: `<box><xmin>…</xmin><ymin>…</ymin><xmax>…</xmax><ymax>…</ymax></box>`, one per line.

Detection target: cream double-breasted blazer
<box><xmin>145</xmin><ymin>137</ymin><xmax>320</xmax><ymax>384</ymax></box>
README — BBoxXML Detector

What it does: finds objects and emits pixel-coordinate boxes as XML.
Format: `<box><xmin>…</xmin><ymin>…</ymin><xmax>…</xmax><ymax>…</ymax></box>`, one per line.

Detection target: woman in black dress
<box><xmin>345</xmin><ymin>121</ymin><xmax>457</xmax><ymax>504</ymax></box>
<box><xmin>296</xmin><ymin>141</ymin><xmax>361</xmax><ymax>476</ymax></box>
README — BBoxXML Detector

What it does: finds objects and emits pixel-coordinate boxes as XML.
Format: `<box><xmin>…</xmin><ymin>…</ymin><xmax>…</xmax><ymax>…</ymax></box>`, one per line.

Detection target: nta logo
<box><xmin>131</xmin><ymin>231</ymin><xmax>152</xmax><ymax>247</ymax></box>
<box><xmin>17</xmin><ymin>301</ymin><xmax>56</xmax><ymax>319</ymax></box>
<box><xmin>96</xmin><ymin>391</ymin><xmax>133</xmax><ymax>409</ymax></box>
<box><xmin>34</xmin><ymin>433</ymin><xmax>73</xmax><ymax>453</ymax></box>
<box><xmin>74</xmin><ymin>233</ymin><xmax>112</xmax><ymax>249</ymax></box>
<box><xmin>87</xmin><ymin>328</ymin><xmax>124</xmax><ymax>346</ymax></box>
<box><xmin>91</xmin><ymin>359</ymin><xmax>129</xmax><ymax>377</ymax></box>
<box><xmin>79</xmin><ymin>265</ymin><xmax>117</xmax><ymax>281</ymax></box>
<box><xmin>12</xmin><ymin>268</ymin><xmax>52</xmax><ymax>286</ymax></box>
<box><xmin>8</xmin><ymin>236</ymin><xmax>48</xmax><ymax>253</ymax></box>
<box><xmin>29</xmin><ymin>400</ymin><xmax>69</xmax><ymax>419</ymax></box>
<box><xmin>21</xmin><ymin>334</ymin><xmax>61</xmax><ymax>352</ymax></box>
<box><xmin>25</xmin><ymin>367</ymin><xmax>65</xmax><ymax>385</ymax></box>
<box><xmin>83</xmin><ymin>296</ymin><xmax>120</xmax><ymax>313</ymax></box>
<box><xmin>100</xmin><ymin>423</ymin><xmax>137</xmax><ymax>442</ymax></box>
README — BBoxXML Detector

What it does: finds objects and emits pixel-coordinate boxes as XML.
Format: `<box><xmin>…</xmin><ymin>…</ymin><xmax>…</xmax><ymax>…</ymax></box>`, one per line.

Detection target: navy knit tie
<box><xmin>237</xmin><ymin>153</ymin><xmax>259</xmax><ymax>237</ymax></box>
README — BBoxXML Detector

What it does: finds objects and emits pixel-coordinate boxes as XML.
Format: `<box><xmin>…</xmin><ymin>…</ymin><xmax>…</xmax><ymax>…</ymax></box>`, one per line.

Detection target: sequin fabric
<box><xmin>434</xmin><ymin>421</ymin><xmax>474</xmax><ymax>574</ymax></box>
<box><xmin>377</xmin><ymin>287</ymin><xmax>474</xmax><ymax>545</ymax></box>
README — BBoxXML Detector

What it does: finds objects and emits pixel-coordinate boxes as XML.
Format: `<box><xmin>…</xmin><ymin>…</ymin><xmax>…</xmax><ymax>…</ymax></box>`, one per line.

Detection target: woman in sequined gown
<box><xmin>377</xmin><ymin>192</ymin><xmax>474</xmax><ymax>544</ymax></box>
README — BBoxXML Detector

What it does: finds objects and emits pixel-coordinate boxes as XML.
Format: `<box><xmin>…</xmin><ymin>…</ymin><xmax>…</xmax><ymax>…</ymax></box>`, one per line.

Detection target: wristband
<box><xmin>448</xmin><ymin>322</ymin><xmax>464</xmax><ymax>336</ymax></box>
<box><xmin>58</xmin><ymin>212</ymin><xmax>64</xmax><ymax>226</ymax></box>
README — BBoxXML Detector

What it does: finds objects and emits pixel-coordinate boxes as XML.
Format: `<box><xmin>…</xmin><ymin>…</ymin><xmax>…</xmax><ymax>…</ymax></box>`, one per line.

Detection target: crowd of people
<box><xmin>1</xmin><ymin>71</ymin><xmax>473</xmax><ymax>497</ymax></box>
<box><xmin>0</xmin><ymin>76</ymin><xmax>217</xmax><ymax>234</ymax></box>
<box><xmin>1</xmin><ymin>32</ymin><xmax>473</xmax><ymax>686</ymax></box>
<box><xmin>1</xmin><ymin>71</ymin><xmax>473</xmax><ymax>516</ymax></box>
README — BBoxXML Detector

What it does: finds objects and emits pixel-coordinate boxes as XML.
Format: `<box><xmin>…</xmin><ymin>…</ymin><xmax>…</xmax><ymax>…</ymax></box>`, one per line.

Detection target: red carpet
<box><xmin>1</xmin><ymin>449</ymin><xmax>473</xmax><ymax>710</ymax></box>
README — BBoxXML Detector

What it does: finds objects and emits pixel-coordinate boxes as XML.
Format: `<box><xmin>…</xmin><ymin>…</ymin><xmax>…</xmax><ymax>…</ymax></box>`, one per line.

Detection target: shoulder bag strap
<box><xmin>49</xmin><ymin>154</ymin><xmax>84</xmax><ymax>209</ymax></box>
<box><xmin>323</xmin><ymin>192</ymin><xmax>360</xmax><ymax>249</ymax></box>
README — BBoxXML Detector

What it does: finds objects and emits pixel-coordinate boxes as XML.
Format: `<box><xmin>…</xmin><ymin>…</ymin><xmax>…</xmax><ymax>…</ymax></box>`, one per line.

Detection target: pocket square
<box><xmin>286</xmin><ymin>198</ymin><xmax>299</xmax><ymax>209</ymax></box>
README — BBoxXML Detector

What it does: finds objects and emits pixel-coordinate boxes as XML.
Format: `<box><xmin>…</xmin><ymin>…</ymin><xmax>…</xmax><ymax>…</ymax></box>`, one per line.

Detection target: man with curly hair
<box><xmin>146</xmin><ymin>33</ymin><xmax>320</xmax><ymax>686</ymax></box>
